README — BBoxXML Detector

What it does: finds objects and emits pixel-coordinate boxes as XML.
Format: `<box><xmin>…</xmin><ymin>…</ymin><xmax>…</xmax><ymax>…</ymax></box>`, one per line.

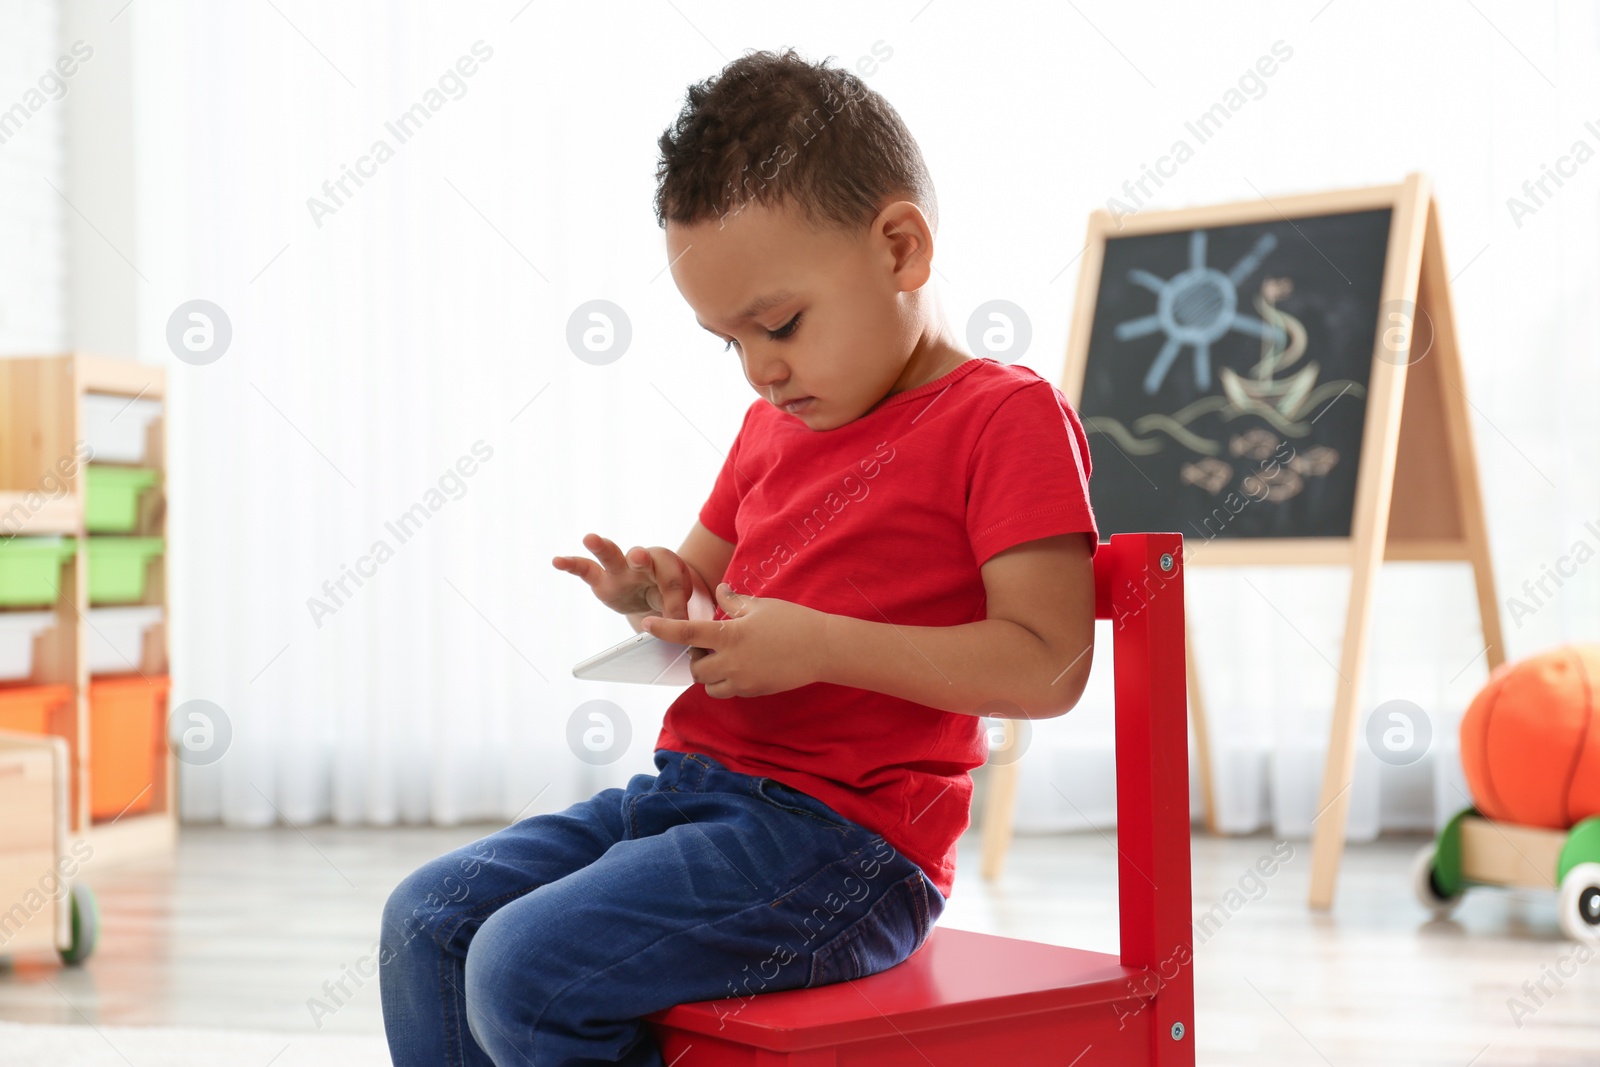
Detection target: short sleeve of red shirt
<box><xmin>696</xmin><ymin>403</ymin><xmax>756</xmax><ymax>544</ymax></box>
<box><xmin>966</xmin><ymin>380</ymin><xmax>1099</xmax><ymax>567</ymax></box>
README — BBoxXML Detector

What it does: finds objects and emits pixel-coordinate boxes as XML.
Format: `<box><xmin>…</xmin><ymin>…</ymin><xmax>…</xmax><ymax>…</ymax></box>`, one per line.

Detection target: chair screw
<box><xmin>1171</xmin><ymin>1021</ymin><xmax>1185</xmax><ymax>1040</ymax></box>
<box><xmin>1159</xmin><ymin>552</ymin><xmax>1174</xmax><ymax>572</ymax></box>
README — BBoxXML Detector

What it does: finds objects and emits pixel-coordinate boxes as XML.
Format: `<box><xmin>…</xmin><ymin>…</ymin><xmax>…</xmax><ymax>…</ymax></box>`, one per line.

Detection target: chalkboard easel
<box><xmin>977</xmin><ymin>174</ymin><xmax>1504</xmax><ymax>912</ymax></box>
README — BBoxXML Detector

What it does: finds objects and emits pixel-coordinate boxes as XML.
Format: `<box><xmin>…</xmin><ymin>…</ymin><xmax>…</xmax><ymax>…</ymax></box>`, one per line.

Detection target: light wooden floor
<box><xmin>1</xmin><ymin>822</ymin><xmax>1596</xmax><ymax>1066</ymax></box>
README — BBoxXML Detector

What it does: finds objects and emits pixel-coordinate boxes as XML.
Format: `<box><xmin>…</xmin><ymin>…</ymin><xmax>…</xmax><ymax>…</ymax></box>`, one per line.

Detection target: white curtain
<box><xmin>115</xmin><ymin>1</ymin><xmax>1598</xmax><ymax>838</ymax></box>
<box><xmin>0</xmin><ymin>0</ymin><xmax>67</xmax><ymax>352</ymax></box>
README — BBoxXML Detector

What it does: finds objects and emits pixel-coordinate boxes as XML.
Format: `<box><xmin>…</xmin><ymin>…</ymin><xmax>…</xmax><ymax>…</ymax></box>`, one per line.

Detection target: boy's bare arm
<box><xmin>642</xmin><ymin>532</ymin><xmax>1096</xmax><ymax>715</ymax></box>
<box><xmin>820</xmin><ymin>533</ymin><xmax>1096</xmax><ymax>719</ymax></box>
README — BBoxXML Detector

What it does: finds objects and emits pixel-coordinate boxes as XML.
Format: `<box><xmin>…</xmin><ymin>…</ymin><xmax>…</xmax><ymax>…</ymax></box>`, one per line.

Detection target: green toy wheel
<box><xmin>1411</xmin><ymin>843</ymin><xmax>1463</xmax><ymax>919</ymax></box>
<box><xmin>58</xmin><ymin>882</ymin><xmax>99</xmax><ymax>965</ymax></box>
<box><xmin>1558</xmin><ymin>862</ymin><xmax>1600</xmax><ymax>943</ymax></box>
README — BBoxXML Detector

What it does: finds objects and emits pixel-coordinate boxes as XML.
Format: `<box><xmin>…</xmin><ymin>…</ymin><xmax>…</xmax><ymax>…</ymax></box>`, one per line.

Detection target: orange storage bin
<box><xmin>89</xmin><ymin>673</ymin><xmax>170</xmax><ymax>820</ymax></box>
<box><xmin>0</xmin><ymin>683</ymin><xmax>73</xmax><ymax>735</ymax></box>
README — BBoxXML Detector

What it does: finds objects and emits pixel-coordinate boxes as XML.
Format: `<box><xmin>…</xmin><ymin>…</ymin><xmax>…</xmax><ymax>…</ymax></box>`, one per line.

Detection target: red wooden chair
<box><xmin>646</xmin><ymin>532</ymin><xmax>1195</xmax><ymax>1066</ymax></box>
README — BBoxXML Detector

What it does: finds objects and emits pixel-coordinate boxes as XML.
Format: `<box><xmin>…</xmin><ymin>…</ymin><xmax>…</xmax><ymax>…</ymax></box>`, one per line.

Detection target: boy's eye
<box><xmin>766</xmin><ymin>312</ymin><xmax>802</xmax><ymax>341</ymax></box>
<box><xmin>719</xmin><ymin>312</ymin><xmax>801</xmax><ymax>352</ymax></box>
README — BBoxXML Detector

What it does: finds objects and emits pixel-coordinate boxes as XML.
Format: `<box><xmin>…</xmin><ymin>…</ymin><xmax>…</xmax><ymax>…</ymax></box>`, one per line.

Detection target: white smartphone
<box><xmin>572</xmin><ymin>631</ymin><xmax>696</xmax><ymax>686</ymax></box>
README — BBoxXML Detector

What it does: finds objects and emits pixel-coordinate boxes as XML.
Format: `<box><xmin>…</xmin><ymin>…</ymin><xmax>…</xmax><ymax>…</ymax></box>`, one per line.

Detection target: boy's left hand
<box><xmin>642</xmin><ymin>584</ymin><xmax>829</xmax><ymax>698</ymax></box>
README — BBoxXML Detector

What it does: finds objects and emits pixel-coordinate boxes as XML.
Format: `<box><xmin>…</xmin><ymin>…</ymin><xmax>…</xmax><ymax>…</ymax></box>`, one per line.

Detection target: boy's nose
<box><xmin>746</xmin><ymin>359</ymin><xmax>789</xmax><ymax>397</ymax></box>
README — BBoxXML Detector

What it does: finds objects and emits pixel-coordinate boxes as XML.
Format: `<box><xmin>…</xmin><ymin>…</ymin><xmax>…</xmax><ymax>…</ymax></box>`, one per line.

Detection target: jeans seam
<box><xmin>812</xmin><ymin>869</ymin><xmax>923</xmax><ymax>986</ymax></box>
<box><xmin>910</xmin><ymin>872</ymin><xmax>929</xmax><ymax>948</ymax></box>
<box><xmin>682</xmin><ymin>752</ymin><xmax>710</xmax><ymax>791</ymax></box>
<box><xmin>443</xmin><ymin>942</ymin><xmax>466</xmax><ymax>1067</ymax></box>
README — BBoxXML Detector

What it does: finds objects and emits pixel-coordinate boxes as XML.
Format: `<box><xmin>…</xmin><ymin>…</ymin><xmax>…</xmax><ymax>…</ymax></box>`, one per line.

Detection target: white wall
<box><xmin>0</xmin><ymin>0</ymin><xmax>139</xmax><ymax>355</ymax></box>
<box><xmin>61</xmin><ymin>0</ymin><xmax>139</xmax><ymax>355</ymax></box>
<box><xmin>0</xmin><ymin>0</ymin><xmax>68</xmax><ymax>353</ymax></box>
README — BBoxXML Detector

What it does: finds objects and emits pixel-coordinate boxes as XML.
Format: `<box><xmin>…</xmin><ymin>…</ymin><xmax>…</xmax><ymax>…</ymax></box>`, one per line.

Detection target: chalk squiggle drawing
<box><xmin>1087</xmin><ymin>267</ymin><xmax>1367</xmax><ymax>460</ymax></box>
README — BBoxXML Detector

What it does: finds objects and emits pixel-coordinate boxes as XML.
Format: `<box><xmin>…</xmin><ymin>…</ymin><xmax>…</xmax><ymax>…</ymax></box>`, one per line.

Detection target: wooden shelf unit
<box><xmin>0</xmin><ymin>353</ymin><xmax>175</xmax><ymax>869</ymax></box>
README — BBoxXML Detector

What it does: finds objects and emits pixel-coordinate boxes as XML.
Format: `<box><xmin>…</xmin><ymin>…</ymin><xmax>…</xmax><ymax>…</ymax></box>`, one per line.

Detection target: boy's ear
<box><xmin>873</xmin><ymin>200</ymin><xmax>934</xmax><ymax>293</ymax></box>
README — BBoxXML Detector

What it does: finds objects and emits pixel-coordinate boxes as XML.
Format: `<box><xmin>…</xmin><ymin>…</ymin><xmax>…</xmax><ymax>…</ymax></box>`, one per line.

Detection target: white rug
<box><xmin>0</xmin><ymin>1021</ymin><xmax>389</xmax><ymax>1066</ymax></box>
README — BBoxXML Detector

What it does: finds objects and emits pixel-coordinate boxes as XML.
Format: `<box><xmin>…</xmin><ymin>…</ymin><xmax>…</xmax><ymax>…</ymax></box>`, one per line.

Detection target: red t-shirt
<box><xmin>654</xmin><ymin>357</ymin><xmax>1099</xmax><ymax>898</ymax></box>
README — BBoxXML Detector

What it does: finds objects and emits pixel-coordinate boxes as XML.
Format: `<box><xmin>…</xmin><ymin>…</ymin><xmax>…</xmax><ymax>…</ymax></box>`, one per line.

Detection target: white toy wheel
<box><xmin>1411</xmin><ymin>843</ymin><xmax>1463</xmax><ymax>919</ymax></box>
<box><xmin>1558</xmin><ymin>862</ymin><xmax>1600</xmax><ymax>942</ymax></box>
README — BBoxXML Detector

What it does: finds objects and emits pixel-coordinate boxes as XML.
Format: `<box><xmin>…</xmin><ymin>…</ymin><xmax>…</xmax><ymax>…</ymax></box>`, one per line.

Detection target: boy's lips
<box><xmin>779</xmin><ymin>396</ymin><xmax>814</xmax><ymax>414</ymax></box>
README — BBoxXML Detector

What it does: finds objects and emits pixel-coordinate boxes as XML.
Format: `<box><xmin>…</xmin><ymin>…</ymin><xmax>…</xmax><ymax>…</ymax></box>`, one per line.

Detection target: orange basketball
<box><xmin>1459</xmin><ymin>644</ymin><xmax>1600</xmax><ymax>830</ymax></box>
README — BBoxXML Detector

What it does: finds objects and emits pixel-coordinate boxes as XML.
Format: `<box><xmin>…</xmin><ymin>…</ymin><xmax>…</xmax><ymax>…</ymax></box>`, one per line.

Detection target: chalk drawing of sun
<box><xmin>1114</xmin><ymin>230</ymin><xmax>1286</xmax><ymax>395</ymax></box>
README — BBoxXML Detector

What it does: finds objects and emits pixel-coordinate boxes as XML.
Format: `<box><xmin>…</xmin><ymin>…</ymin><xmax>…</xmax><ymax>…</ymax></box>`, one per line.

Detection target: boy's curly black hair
<box><xmin>654</xmin><ymin>48</ymin><xmax>937</xmax><ymax>233</ymax></box>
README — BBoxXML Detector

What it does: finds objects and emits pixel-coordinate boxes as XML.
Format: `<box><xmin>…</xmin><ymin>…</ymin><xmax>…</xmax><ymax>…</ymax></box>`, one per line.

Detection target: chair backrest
<box><xmin>1093</xmin><ymin>532</ymin><xmax>1193</xmax><ymax>1038</ymax></box>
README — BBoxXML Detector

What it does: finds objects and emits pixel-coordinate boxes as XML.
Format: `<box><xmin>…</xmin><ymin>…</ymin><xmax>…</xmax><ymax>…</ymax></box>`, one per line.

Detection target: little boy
<box><xmin>380</xmin><ymin>48</ymin><xmax>1099</xmax><ymax>1066</ymax></box>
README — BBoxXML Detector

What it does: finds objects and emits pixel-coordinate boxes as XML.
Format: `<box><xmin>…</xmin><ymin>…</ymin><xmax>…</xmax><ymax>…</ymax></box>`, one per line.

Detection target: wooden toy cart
<box><xmin>0</xmin><ymin>729</ymin><xmax>99</xmax><ymax>964</ymax></box>
<box><xmin>1413</xmin><ymin>807</ymin><xmax>1600</xmax><ymax>942</ymax></box>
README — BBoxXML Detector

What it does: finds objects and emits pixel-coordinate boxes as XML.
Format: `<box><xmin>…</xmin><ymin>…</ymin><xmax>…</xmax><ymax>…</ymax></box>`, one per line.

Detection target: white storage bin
<box><xmin>86</xmin><ymin>605</ymin><xmax>163</xmax><ymax>674</ymax></box>
<box><xmin>0</xmin><ymin>610</ymin><xmax>56</xmax><ymax>681</ymax></box>
<box><xmin>83</xmin><ymin>393</ymin><xmax>163</xmax><ymax>464</ymax></box>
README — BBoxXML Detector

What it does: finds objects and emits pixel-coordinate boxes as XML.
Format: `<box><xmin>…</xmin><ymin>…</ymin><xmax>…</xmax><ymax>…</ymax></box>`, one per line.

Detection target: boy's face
<box><xmin>665</xmin><ymin>199</ymin><xmax>927</xmax><ymax>431</ymax></box>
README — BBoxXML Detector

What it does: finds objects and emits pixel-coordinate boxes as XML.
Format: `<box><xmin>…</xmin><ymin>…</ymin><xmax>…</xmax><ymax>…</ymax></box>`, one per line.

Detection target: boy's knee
<box><xmin>462</xmin><ymin>948</ymin><xmax>511</xmax><ymax>1052</ymax></box>
<box><xmin>462</xmin><ymin>908</ymin><xmax>552</xmax><ymax>1048</ymax></box>
<box><xmin>381</xmin><ymin>859</ymin><xmax>461</xmax><ymax>953</ymax></box>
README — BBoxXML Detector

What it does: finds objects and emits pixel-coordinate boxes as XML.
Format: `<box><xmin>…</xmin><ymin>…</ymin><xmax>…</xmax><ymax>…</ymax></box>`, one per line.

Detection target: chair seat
<box><xmin>645</xmin><ymin>926</ymin><xmax>1159</xmax><ymax>1062</ymax></box>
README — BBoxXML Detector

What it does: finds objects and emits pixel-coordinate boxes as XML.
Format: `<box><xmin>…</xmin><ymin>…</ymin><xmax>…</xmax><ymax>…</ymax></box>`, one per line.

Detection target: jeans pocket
<box><xmin>807</xmin><ymin>870</ymin><xmax>934</xmax><ymax>987</ymax></box>
<box><xmin>754</xmin><ymin>777</ymin><xmax>855</xmax><ymax>834</ymax></box>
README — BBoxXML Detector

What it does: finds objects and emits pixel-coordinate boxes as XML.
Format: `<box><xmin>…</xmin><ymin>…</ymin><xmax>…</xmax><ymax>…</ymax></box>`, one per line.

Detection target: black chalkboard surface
<box><xmin>1077</xmin><ymin>208</ymin><xmax>1393</xmax><ymax>541</ymax></box>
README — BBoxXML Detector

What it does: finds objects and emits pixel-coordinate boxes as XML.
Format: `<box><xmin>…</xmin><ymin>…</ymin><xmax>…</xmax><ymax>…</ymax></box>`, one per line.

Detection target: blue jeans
<box><xmin>378</xmin><ymin>748</ymin><xmax>946</xmax><ymax>1066</ymax></box>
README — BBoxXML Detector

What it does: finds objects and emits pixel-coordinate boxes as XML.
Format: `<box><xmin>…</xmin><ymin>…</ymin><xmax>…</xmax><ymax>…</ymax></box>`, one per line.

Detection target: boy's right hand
<box><xmin>551</xmin><ymin>533</ymin><xmax>707</xmax><ymax>623</ymax></box>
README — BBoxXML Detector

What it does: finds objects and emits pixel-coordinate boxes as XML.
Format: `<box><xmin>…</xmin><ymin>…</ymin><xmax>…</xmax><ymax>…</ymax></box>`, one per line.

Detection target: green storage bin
<box><xmin>86</xmin><ymin>537</ymin><xmax>164</xmax><ymax>604</ymax></box>
<box><xmin>0</xmin><ymin>537</ymin><xmax>78</xmax><ymax>607</ymax></box>
<box><xmin>85</xmin><ymin>466</ymin><xmax>160</xmax><ymax>533</ymax></box>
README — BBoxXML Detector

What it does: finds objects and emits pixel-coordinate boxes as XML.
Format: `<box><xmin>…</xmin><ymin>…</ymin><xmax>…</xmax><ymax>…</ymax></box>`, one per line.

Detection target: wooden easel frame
<box><xmin>980</xmin><ymin>173</ymin><xmax>1505</xmax><ymax>910</ymax></box>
